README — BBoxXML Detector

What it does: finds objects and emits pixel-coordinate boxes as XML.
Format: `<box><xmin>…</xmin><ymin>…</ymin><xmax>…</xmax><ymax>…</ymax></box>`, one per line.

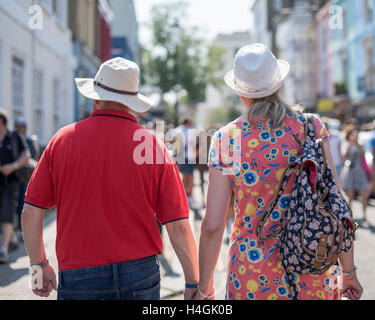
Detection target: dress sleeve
<box><xmin>208</xmin><ymin>127</ymin><xmax>241</xmax><ymax>176</ymax></box>
<box><xmin>311</xmin><ymin>114</ymin><xmax>329</xmax><ymax>142</ymax></box>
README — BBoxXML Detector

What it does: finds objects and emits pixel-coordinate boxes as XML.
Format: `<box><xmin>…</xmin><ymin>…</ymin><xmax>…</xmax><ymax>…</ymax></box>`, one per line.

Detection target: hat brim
<box><xmin>75</xmin><ymin>79</ymin><xmax>153</xmax><ymax>113</ymax></box>
<box><xmin>224</xmin><ymin>60</ymin><xmax>290</xmax><ymax>99</ymax></box>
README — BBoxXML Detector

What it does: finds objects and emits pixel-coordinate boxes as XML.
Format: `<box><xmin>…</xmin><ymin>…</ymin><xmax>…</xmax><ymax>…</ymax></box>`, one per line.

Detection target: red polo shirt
<box><xmin>25</xmin><ymin>109</ymin><xmax>189</xmax><ymax>271</ymax></box>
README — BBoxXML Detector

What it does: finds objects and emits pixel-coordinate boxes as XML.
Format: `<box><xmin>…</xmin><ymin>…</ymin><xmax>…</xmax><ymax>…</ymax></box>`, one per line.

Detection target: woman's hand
<box><xmin>340</xmin><ymin>273</ymin><xmax>363</xmax><ymax>300</ymax></box>
<box><xmin>193</xmin><ymin>287</ymin><xmax>215</xmax><ymax>300</ymax></box>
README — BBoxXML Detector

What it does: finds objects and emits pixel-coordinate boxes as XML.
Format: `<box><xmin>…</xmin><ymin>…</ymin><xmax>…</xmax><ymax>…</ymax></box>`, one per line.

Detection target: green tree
<box><xmin>142</xmin><ymin>1</ymin><xmax>225</xmax><ymax>115</ymax></box>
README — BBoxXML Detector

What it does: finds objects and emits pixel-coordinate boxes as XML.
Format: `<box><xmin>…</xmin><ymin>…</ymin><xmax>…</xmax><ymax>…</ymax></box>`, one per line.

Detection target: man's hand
<box><xmin>31</xmin><ymin>264</ymin><xmax>57</xmax><ymax>298</ymax></box>
<box><xmin>184</xmin><ymin>287</ymin><xmax>198</xmax><ymax>300</ymax></box>
<box><xmin>0</xmin><ymin>164</ymin><xmax>16</xmax><ymax>176</ymax></box>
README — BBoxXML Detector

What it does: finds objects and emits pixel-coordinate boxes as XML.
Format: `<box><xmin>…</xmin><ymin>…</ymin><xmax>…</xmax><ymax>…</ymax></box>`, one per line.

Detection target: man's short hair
<box><xmin>180</xmin><ymin>117</ymin><xmax>193</xmax><ymax>126</ymax></box>
<box><xmin>0</xmin><ymin>109</ymin><xmax>9</xmax><ymax>126</ymax></box>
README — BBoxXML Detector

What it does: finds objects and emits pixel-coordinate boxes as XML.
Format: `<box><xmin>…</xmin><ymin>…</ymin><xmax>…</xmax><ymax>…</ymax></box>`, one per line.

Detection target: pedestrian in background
<box><xmin>196</xmin><ymin>44</ymin><xmax>362</xmax><ymax>300</ymax></box>
<box><xmin>341</xmin><ymin>125</ymin><xmax>369</xmax><ymax>222</ymax></box>
<box><xmin>14</xmin><ymin>117</ymin><xmax>40</xmax><ymax>234</ymax></box>
<box><xmin>175</xmin><ymin>118</ymin><xmax>198</xmax><ymax>207</ymax></box>
<box><xmin>0</xmin><ymin>110</ymin><xmax>30</xmax><ymax>263</ymax></box>
<box><xmin>324</xmin><ymin>120</ymin><xmax>344</xmax><ymax>178</ymax></box>
<box><xmin>22</xmin><ymin>58</ymin><xmax>199</xmax><ymax>300</ymax></box>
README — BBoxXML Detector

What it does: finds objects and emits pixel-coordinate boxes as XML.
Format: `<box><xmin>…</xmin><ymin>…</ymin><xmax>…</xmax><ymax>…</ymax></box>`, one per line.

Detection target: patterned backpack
<box><xmin>256</xmin><ymin>113</ymin><xmax>357</xmax><ymax>300</ymax></box>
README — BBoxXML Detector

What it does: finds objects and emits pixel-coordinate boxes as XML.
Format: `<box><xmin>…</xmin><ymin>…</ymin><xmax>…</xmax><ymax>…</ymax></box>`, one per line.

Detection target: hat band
<box><xmin>234</xmin><ymin>70</ymin><xmax>281</xmax><ymax>94</ymax></box>
<box><xmin>94</xmin><ymin>81</ymin><xmax>138</xmax><ymax>96</ymax></box>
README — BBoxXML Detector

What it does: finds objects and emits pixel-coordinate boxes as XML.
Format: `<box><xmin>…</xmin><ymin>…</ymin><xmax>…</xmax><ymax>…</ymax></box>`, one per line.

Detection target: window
<box><xmin>52</xmin><ymin>79</ymin><xmax>60</xmax><ymax>132</ymax></box>
<box><xmin>364</xmin><ymin>0</ymin><xmax>374</xmax><ymax>23</ymax></box>
<box><xmin>11</xmin><ymin>55</ymin><xmax>25</xmax><ymax>116</ymax></box>
<box><xmin>33</xmin><ymin>69</ymin><xmax>44</xmax><ymax>140</ymax></box>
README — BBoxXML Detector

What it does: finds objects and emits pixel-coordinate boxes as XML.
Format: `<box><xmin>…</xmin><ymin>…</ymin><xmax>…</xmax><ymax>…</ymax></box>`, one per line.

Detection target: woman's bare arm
<box><xmin>196</xmin><ymin>168</ymin><xmax>232</xmax><ymax>298</ymax></box>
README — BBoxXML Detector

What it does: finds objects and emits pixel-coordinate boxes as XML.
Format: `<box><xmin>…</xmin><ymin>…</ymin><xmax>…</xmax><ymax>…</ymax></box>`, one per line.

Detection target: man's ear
<box><xmin>93</xmin><ymin>100</ymin><xmax>100</xmax><ymax>111</ymax></box>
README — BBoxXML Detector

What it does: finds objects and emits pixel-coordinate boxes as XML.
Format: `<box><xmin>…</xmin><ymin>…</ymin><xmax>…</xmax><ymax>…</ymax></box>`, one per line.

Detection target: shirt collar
<box><xmin>91</xmin><ymin>109</ymin><xmax>139</xmax><ymax>123</ymax></box>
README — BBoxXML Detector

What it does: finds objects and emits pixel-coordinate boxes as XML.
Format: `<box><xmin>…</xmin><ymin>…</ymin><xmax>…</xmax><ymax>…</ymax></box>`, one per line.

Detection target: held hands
<box><xmin>31</xmin><ymin>264</ymin><xmax>57</xmax><ymax>298</ymax></box>
<box><xmin>192</xmin><ymin>287</ymin><xmax>215</xmax><ymax>300</ymax></box>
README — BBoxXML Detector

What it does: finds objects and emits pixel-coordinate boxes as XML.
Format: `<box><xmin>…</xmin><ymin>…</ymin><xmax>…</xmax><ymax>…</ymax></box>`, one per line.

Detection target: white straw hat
<box><xmin>224</xmin><ymin>43</ymin><xmax>290</xmax><ymax>99</ymax></box>
<box><xmin>75</xmin><ymin>58</ymin><xmax>153</xmax><ymax>113</ymax></box>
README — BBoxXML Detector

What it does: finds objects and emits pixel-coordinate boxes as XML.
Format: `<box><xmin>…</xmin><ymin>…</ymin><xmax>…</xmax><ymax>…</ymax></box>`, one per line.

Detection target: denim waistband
<box><xmin>58</xmin><ymin>255</ymin><xmax>159</xmax><ymax>283</ymax></box>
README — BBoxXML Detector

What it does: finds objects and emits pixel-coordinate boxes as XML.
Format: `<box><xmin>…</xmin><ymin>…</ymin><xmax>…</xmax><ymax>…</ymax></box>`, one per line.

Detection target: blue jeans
<box><xmin>57</xmin><ymin>255</ymin><xmax>160</xmax><ymax>300</ymax></box>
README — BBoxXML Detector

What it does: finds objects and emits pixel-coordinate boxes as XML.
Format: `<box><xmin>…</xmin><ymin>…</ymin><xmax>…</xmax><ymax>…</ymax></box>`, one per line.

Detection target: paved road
<box><xmin>0</xmin><ymin>177</ymin><xmax>374</xmax><ymax>300</ymax></box>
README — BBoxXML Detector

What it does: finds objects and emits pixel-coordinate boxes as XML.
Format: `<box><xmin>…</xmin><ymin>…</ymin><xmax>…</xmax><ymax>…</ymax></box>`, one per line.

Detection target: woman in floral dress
<box><xmin>194</xmin><ymin>44</ymin><xmax>363</xmax><ymax>301</ymax></box>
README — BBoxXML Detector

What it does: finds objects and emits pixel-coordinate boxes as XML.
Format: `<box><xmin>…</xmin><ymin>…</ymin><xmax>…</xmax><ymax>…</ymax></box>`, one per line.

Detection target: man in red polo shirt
<box><xmin>22</xmin><ymin>58</ymin><xmax>199</xmax><ymax>300</ymax></box>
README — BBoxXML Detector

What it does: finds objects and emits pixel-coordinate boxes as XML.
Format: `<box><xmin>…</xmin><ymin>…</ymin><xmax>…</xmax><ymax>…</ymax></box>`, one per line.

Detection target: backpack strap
<box><xmin>255</xmin><ymin>162</ymin><xmax>298</xmax><ymax>241</ymax></box>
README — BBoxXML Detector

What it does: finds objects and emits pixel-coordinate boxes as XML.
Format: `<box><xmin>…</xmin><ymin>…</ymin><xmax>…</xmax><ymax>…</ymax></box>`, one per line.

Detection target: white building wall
<box><xmin>252</xmin><ymin>0</ymin><xmax>272</xmax><ymax>48</ymax></box>
<box><xmin>276</xmin><ymin>5</ymin><xmax>317</xmax><ymax>109</ymax></box>
<box><xmin>196</xmin><ymin>32</ymin><xmax>252</xmax><ymax>129</ymax></box>
<box><xmin>0</xmin><ymin>0</ymin><xmax>76</xmax><ymax>146</ymax></box>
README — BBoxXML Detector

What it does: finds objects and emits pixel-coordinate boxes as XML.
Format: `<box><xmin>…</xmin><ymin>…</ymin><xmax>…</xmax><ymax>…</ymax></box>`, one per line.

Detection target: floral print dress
<box><xmin>208</xmin><ymin>112</ymin><xmax>339</xmax><ymax>300</ymax></box>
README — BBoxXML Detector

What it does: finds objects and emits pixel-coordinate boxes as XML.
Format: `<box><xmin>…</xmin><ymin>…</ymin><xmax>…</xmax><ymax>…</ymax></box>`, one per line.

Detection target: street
<box><xmin>0</xmin><ymin>171</ymin><xmax>374</xmax><ymax>300</ymax></box>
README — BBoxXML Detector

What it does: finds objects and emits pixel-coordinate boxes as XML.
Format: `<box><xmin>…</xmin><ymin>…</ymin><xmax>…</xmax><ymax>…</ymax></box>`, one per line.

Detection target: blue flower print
<box><xmin>243</xmin><ymin>171</ymin><xmax>259</xmax><ymax>187</ymax></box>
<box><xmin>260</xmin><ymin>131</ymin><xmax>271</xmax><ymax>141</ymax></box>
<box><xmin>247</xmin><ymin>249</ymin><xmax>262</xmax><ymax>263</ymax></box>
<box><xmin>277</xmin><ymin>286</ymin><xmax>288</xmax><ymax>296</ymax></box>
<box><xmin>239</xmin><ymin>243</ymin><xmax>247</xmax><ymax>253</ymax></box>
<box><xmin>279</xmin><ymin>195</ymin><xmax>291</xmax><ymax>210</ymax></box>
<box><xmin>242</xmin><ymin>162</ymin><xmax>250</xmax><ymax>171</ymax></box>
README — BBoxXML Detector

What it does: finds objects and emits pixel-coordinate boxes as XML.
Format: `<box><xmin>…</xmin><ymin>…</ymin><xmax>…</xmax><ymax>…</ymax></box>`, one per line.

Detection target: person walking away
<box><xmin>195</xmin><ymin>44</ymin><xmax>363</xmax><ymax>300</ymax></box>
<box><xmin>22</xmin><ymin>58</ymin><xmax>199</xmax><ymax>300</ymax></box>
<box><xmin>13</xmin><ymin>117</ymin><xmax>40</xmax><ymax>238</ymax></box>
<box><xmin>176</xmin><ymin>118</ymin><xmax>198</xmax><ymax>207</ymax></box>
<box><xmin>341</xmin><ymin>126</ymin><xmax>369</xmax><ymax>222</ymax></box>
<box><xmin>324</xmin><ymin>121</ymin><xmax>344</xmax><ymax>179</ymax></box>
<box><xmin>0</xmin><ymin>110</ymin><xmax>30</xmax><ymax>263</ymax></box>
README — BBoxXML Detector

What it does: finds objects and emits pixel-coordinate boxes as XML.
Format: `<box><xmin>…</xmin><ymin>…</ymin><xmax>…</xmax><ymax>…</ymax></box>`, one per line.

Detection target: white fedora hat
<box><xmin>224</xmin><ymin>43</ymin><xmax>290</xmax><ymax>99</ymax></box>
<box><xmin>75</xmin><ymin>58</ymin><xmax>153</xmax><ymax>113</ymax></box>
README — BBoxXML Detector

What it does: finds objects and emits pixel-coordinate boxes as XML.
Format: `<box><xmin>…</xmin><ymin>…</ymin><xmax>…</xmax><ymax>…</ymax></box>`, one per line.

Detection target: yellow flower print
<box><xmin>313</xmin><ymin>279</ymin><xmax>321</xmax><ymax>287</ymax></box>
<box><xmin>230</xmin><ymin>128</ymin><xmax>241</xmax><ymax>138</ymax></box>
<box><xmin>239</xmin><ymin>265</ymin><xmax>246</xmax><ymax>275</ymax></box>
<box><xmin>265</xmin><ymin>184</ymin><xmax>270</xmax><ymax>189</ymax></box>
<box><xmin>291</xmin><ymin>149</ymin><xmax>297</xmax><ymax>155</ymax></box>
<box><xmin>246</xmin><ymin>280</ymin><xmax>259</xmax><ymax>293</ymax></box>
<box><xmin>245</xmin><ymin>203</ymin><xmax>256</xmax><ymax>216</ymax></box>
<box><xmin>222</xmin><ymin>153</ymin><xmax>229</xmax><ymax>163</ymax></box>
<box><xmin>276</xmin><ymin>168</ymin><xmax>286</xmax><ymax>181</ymax></box>
<box><xmin>316</xmin><ymin>290</ymin><xmax>325</xmax><ymax>300</ymax></box>
<box><xmin>267</xmin><ymin>293</ymin><xmax>278</xmax><ymax>300</ymax></box>
<box><xmin>320</xmin><ymin>127</ymin><xmax>326</xmax><ymax>138</ymax></box>
<box><xmin>248</xmin><ymin>139</ymin><xmax>259</xmax><ymax>149</ymax></box>
<box><xmin>238</xmin><ymin>190</ymin><xmax>244</xmax><ymax>200</ymax></box>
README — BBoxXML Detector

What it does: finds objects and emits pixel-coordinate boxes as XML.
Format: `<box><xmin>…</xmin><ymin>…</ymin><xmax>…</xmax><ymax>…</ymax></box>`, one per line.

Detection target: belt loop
<box><xmin>112</xmin><ymin>264</ymin><xmax>118</xmax><ymax>282</ymax></box>
<box><xmin>58</xmin><ymin>271</ymin><xmax>63</xmax><ymax>288</ymax></box>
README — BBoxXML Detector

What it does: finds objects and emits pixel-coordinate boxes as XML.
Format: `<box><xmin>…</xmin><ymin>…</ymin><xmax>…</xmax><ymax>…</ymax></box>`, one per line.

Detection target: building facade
<box><xmin>0</xmin><ymin>0</ymin><xmax>76</xmax><ymax>146</ymax></box>
<box><xmin>111</xmin><ymin>0</ymin><xmax>140</xmax><ymax>66</ymax></box>
<box><xmin>196</xmin><ymin>32</ymin><xmax>253</xmax><ymax>128</ymax></box>
<box><xmin>68</xmin><ymin>0</ymin><xmax>113</xmax><ymax>121</ymax></box>
<box><xmin>330</xmin><ymin>0</ymin><xmax>375</xmax><ymax>122</ymax></box>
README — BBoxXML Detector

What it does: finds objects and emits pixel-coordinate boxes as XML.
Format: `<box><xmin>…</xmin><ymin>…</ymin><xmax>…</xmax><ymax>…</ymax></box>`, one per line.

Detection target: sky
<box><xmin>134</xmin><ymin>0</ymin><xmax>254</xmax><ymax>46</ymax></box>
